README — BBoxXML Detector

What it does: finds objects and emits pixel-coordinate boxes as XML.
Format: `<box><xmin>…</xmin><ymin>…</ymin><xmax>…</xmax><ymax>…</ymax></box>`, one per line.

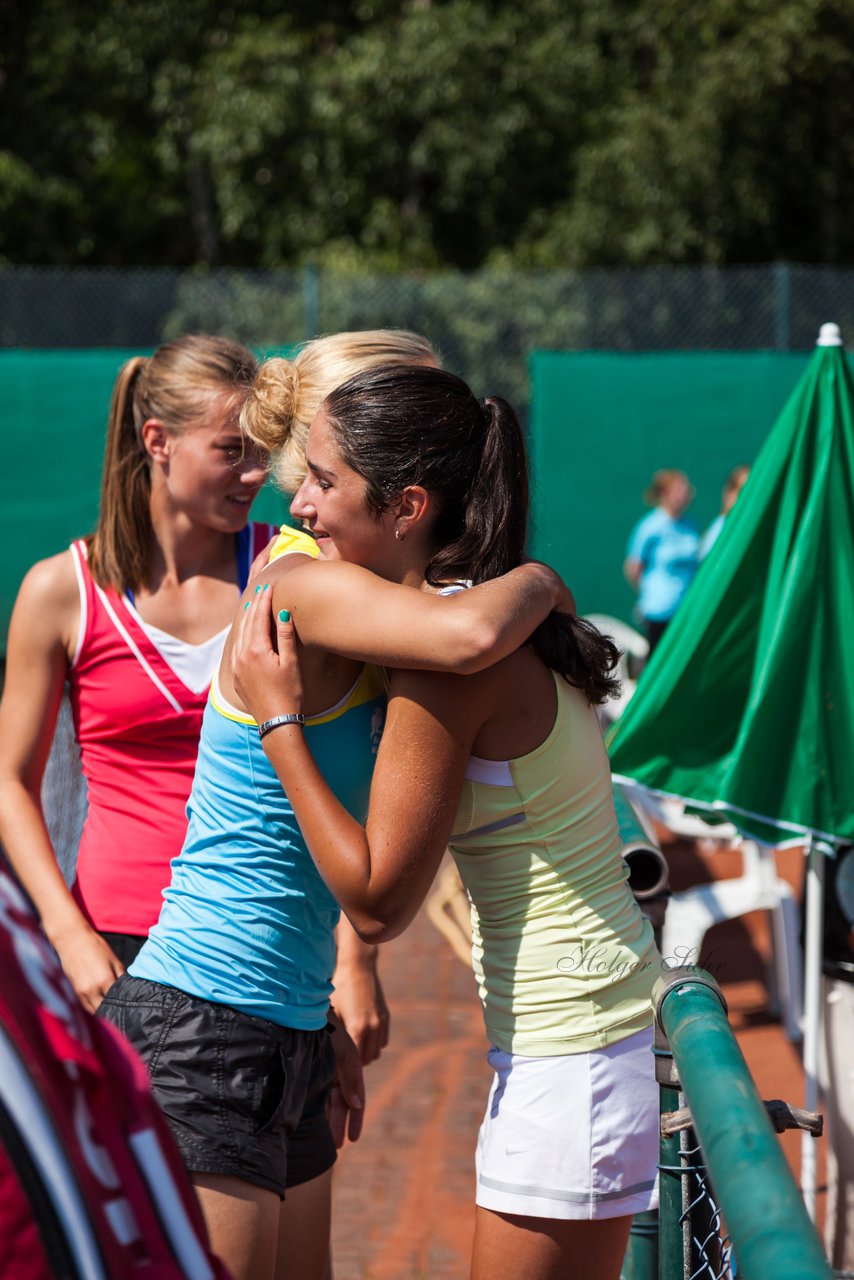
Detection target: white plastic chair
<box><xmin>616</xmin><ymin>779</ymin><xmax>804</xmax><ymax>1042</ymax></box>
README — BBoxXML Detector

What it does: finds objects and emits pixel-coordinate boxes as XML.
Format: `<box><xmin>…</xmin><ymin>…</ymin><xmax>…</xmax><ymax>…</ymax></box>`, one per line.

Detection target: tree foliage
<box><xmin>2</xmin><ymin>0</ymin><xmax>853</xmax><ymax>268</ymax></box>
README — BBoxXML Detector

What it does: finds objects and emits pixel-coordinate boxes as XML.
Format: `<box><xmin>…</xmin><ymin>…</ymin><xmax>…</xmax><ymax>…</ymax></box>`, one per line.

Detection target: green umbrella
<box><xmin>609</xmin><ymin>325</ymin><xmax>854</xmax><ymax>848</ymax></box>
<box><xmin>608</xmin><ymin>322</ymin><xmax>854</xmax><ymax>1218</ymax></box>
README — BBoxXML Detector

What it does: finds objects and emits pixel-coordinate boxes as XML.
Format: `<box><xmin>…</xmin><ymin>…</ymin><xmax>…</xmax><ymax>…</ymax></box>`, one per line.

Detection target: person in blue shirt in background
<box><xmin>624</xmin><ymin>469</ymin><xmax>700</xmax><ymax>655</ymax></box>
<box><xmin>699</xmin><ymin>463</ymin><xmax>751</xmax><ymax>559</ymax></box>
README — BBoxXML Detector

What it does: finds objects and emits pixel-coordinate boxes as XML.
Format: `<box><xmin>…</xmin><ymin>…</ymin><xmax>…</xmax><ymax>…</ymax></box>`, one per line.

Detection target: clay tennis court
<box><xmin>330</xmin><ymin>842</ymin><xmax>817</xmax><ymax>1279</ymax></box>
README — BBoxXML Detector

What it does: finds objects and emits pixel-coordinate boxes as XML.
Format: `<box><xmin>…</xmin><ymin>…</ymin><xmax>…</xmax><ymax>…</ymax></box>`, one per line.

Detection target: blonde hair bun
<box><xmin>245</xmin><ymin>329</ymin><xmax>439</xmax><ymax>495</ymax></box>
<box><xmin>241</xmin><ymin>356</ymin><xmax>299</xmax><ymax>451</ymax></box>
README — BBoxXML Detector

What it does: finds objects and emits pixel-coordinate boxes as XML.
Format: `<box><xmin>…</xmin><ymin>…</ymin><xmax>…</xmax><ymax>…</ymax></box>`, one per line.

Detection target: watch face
<box><xmin>836</xmin><ymin>848</ymin><xmax>854</xmax><ymax>926</ymax></box>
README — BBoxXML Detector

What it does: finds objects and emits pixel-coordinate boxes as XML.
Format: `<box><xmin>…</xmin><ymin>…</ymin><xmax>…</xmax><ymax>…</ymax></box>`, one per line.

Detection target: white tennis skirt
<box><xmin>475</xmin><ymin>1025</ymin><xmax>660</xmax><ymax>1221</ymax></box>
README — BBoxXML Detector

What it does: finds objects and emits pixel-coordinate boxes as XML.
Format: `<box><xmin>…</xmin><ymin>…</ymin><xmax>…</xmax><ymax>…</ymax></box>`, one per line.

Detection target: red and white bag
<box><xmin>0</xmin><ymin>865</ymin><xmax>231</xmax><ymax>1279</ymax></box>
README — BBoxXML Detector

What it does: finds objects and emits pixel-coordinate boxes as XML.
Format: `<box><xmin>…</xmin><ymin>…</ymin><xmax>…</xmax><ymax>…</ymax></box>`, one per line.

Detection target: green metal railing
<box><xmin>645</xmin><ymin>967</ymin><xmax>831</xmax><ymax>1280</ymax></box>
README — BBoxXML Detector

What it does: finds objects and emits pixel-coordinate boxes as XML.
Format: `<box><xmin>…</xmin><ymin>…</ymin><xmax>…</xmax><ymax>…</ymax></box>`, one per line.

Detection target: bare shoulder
<box><xmin>10</xmin><ymin>550</ymin><xmax>80</xmax><ymax>653</ymax></box>
<box><xmin>265</xmin><ymin>555</ymin><xmax>393</xmax><ymax>616</ymax></box>
<box><xmin>18</xmin><ymin>549</ymin><xmax>79</xmax><ymax>607</ymax></box>
<box><xmin>390</xmin><ymin>648</ymin><xmax>553</xmax><ymax>760</ymax></box>
<box><xmin>261</xmin><ymin>550</ymin><xmax>322</xmax><ymax>589</ymax></box>
<box><xmin>387</xmin><ymin>663</ymin><xmax>497</xmax><ymax>724</ymax></box>
<box><xmin>0</xmin><ymin>553</ymin><xmax>78</xmax><ymax>759</ymax></box>
<box><xmin>256</xmin><ymin>552</ymin><xmax>322</xmax><ymax>614</ymax></box>
<box><xmin>268</xmin><ymin>556</ymin><xmax>368</xmax><ymax>589</ymax></box>
<box><xmin>240</xmin><ymin>549</ymin><xmax>317</xmax><ymax>610</ymax></box>
<box><xmin>269</xmin><ymin>556</ymin><xmax>425</xmax><ymax>595</ymax></box>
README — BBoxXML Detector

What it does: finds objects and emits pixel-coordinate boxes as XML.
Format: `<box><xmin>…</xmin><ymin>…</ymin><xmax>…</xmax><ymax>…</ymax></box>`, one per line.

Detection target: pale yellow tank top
<box><xmin>449</xmin><ymin>671</ymin><xmax>660</xmax><ymax>1056</ymax></box>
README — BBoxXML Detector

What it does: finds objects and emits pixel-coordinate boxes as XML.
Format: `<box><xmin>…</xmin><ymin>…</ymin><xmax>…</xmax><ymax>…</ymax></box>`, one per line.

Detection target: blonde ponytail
<box><xmin>87</xmin><ymin>356</ymin><xmax>152</xmax><ymax>593</ymax></box>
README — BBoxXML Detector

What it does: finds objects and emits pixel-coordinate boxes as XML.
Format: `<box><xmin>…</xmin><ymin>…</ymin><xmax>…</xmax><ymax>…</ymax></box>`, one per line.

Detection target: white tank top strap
<box><xmin>438</xmin><ymin>579</ymin><xmax>509</xmax><ymax>785</ymax></box>
<box><xmin>68</xmin><ymin>540</ymin><xmax>89</xmax><ymax>669</ymax></box>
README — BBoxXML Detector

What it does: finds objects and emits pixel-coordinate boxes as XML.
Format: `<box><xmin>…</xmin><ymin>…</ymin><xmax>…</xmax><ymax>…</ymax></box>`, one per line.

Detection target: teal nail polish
<box><xmin>255</xmin><ymin>584</ymin><xmax>262</xmax><ymax>594</ymax></box>
<box><xmin>244</xmin><ymin>601</ymin><xmax>250</xmax><ymax>610</ymax></box>
<box><xmin>264</xmin><ymin>583</ymin><xmax>269</xmax><ymax>591</ymax></box>
<box><xmin>279</xmin><ymin>609</ymin><xmax>290</xmax><ymax>623</ymax></box>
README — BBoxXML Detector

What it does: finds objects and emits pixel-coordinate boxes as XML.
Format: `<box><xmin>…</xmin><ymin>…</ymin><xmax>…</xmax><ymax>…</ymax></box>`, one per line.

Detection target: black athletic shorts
<box><xmin>99</xmin><ymin>973</ymin><xmax>336</xmax><ymax>1197</ymax></box>
<box><xmin>99</xmin><ymin>931</ymin><xmax>147</xmax><ymax>968</ymax></box>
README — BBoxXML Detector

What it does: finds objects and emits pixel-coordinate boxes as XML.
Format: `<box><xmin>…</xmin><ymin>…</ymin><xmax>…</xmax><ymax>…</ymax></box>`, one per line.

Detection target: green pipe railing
<box><xmin>621</xmin><ymin>1209</ymin><xmax>660</xmax><ymax>1280</ymax></box>
<box><xmin>654</xmin><ymin>968</ymin><xmax>832</xmax><ymax>1280</ymax></box>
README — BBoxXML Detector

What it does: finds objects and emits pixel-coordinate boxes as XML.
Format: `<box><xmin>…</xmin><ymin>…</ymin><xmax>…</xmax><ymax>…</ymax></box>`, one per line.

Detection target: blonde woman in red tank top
<box><xmin>0</xmin><ymin>335</ymin><xmax>274</xmax><ymax>1010</ymax></box>
<box><xmin>0</xmin><ymin>332</ymin><xmax>404</xmax><ymax>1072</ymax></box>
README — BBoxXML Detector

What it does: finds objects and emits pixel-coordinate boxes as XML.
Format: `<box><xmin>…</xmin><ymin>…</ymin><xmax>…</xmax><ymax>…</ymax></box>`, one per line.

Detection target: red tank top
<box><xmin>67</xmin><ymin>525</ymin><xmax>275</xmax><ymax>934</ymax></box>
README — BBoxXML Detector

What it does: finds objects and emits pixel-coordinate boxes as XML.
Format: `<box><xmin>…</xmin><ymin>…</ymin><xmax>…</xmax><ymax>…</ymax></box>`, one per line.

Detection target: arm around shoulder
<box><xmin>269</xmin><ymin>556</ymin><xmax>571</xmax><ymax>673</ymax></box>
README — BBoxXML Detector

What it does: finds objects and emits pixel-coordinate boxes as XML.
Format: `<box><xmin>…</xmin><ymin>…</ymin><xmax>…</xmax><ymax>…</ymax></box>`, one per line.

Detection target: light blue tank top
<box><xmin>130</xmin><ymin>666</ymin><xmax>386</xmax><ymax>1029</ymax></box>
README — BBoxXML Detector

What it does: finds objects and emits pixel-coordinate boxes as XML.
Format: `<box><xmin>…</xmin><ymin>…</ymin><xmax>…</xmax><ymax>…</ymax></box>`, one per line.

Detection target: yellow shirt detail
<box><xmin>269</xmin><ymin>526</ymin><xmax>319</xmax><ymax>562</ymax></box>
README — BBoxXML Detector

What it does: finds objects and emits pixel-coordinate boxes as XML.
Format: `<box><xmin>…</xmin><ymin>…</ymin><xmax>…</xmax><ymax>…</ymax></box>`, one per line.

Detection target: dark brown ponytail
<box><xmin>324</xmin><ymin>365</ymin><xmax>620</xmax><ymax>704</ymax></box>
<box><xmin>426</xmin><ymin>396</ymin><xmax>528</xmax><ymax>587</ymax></box>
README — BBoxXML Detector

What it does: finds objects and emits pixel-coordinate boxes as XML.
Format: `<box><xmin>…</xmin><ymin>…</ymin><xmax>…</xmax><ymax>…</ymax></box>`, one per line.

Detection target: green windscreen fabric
<box><xmin>0</xmin><ymin>350</ymin><xmax>291</xmax><ymax>653</ymax></box>
<box><xmin>0</xmin><ymin>346</ymin><xmax>841</xmax><ymax>654</ymax></box>
<box><xmin>527</xmin><ymin>351</ymin><xmax>815</xmax><ymax>622</ymax></box>
<box><xmin>608</xmin><ymin>340</ymin><xmax>854</xmax><ymax>845</ymax></box>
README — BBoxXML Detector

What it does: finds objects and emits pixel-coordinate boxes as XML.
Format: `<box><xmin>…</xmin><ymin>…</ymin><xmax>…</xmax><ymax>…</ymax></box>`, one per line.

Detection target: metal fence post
<box><xmin>303</xmin><ymin>263</ymin><xmax>320</xmax><ymax>338</ymax></box>
<box><xmin>654</xmin><ymin>1017</ymin><xmax>685</xmax><ymax>1280</ymax></box>
<box><xmin>774</xmin><ymin>261</ymin><xmax>791</xmax><ymax>350</ymax></box>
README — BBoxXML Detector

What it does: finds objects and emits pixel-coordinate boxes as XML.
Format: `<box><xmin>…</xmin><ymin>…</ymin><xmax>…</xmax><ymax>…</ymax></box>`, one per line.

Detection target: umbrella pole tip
<box><xmin>817</xmin><ymin>322</ymin><xmax>843</xmax><ymax>346</ymax></box>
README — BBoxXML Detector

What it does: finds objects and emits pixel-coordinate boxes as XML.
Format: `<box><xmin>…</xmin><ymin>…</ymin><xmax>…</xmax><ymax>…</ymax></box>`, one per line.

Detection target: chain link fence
<box><xmin>4</xmin><ymin>263</ymin><xmax>854</xmax><ymax>418</ymax></box>
<box><xmin>658</xmin><ymin>1118</ymin><xmax>735</xmax><ymax>1280</ymax></box>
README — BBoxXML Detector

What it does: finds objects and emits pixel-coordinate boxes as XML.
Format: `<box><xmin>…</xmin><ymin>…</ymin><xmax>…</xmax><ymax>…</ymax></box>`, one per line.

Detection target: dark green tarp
<box><xmin>608</xmin><ymin>336</ymin><xmax>854</xmax><ymax>846</ymax></box>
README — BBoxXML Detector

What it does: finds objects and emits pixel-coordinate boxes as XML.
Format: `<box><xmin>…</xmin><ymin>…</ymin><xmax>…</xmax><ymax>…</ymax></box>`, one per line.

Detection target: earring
<box><xmin>395</xmin><ymin>528</ymin><xmax>404</xmax><ymax>542</ymax></box>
